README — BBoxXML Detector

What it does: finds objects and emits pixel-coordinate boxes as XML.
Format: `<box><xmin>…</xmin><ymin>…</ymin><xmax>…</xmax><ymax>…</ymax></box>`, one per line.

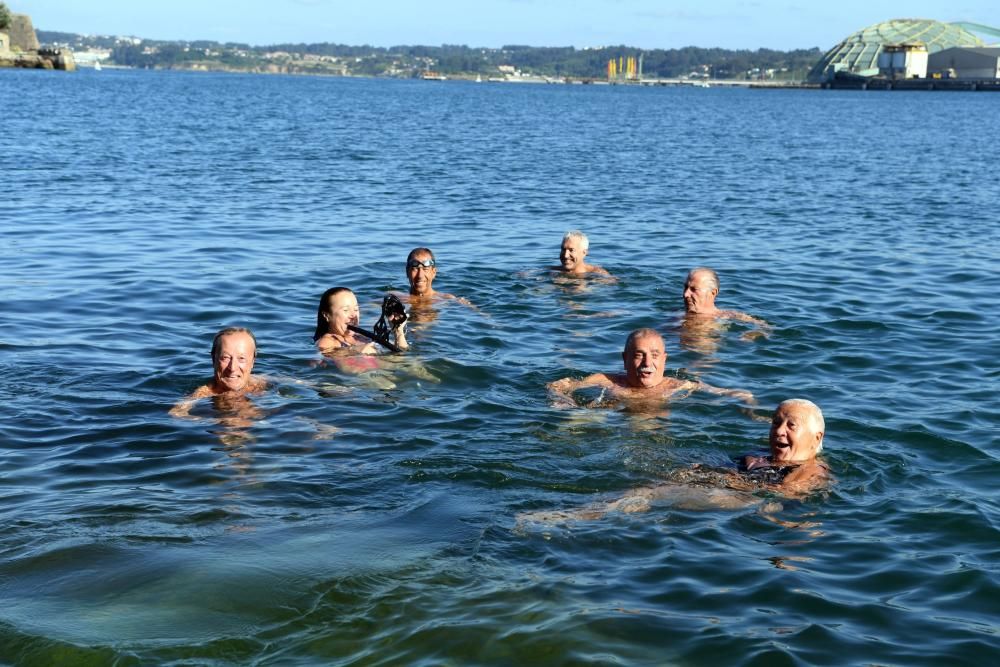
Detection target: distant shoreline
<box><xmin>63</xmin><ymin>61</ymin><xmax>819</xmax><ymax>89</ymax></box>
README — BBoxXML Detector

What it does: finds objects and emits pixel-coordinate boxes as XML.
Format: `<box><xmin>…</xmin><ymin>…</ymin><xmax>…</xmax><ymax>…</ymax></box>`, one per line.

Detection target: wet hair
<box><xmin>687</xmin><ymin>267</ymin><xmax>719</xmax><ymax>292</ymax></box>
<box><xmin>777</xmin><ymin>398</ymin><xmax>825</xmax><ymax>452</ymax></box>
<box><xmin>562</xmin><ymin>230</ymin><xmax>589</xmax><ymax>251</ymax></box>
<box><xmin>624</xmin><ymin>327</ymin><xmax>664</xmax><ymax>353</ymax></box>
<box><xmin>211</xmin><ymin>327</ymin><xmax>257</xmax><ymax>361</ymax></box>
<box><xmin>407</xmin><ymin>247</ymin><xmax>435</xmax><ymax>264</ymax></box>
<box><xmin>314</xmin><ymin>287</ymin><xmax>354</xmax><ymax>342</ymax></box>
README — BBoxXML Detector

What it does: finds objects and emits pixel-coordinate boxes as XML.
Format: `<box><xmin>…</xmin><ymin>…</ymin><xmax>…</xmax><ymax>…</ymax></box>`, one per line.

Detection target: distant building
<box><xmin>878</xmin><ymin>43</ymin><xmax>928</xmax><ymax>79</ymax></box>
<box><xmin>808</xmin><ymin>19</ymin><xmax>982</xmax><ymax>83</ymax></box>
<box><xmin>928</xmin><ymin>47</ymin><xmax>1000</xmax><ymax>79</ymax></box>
<box><xmin>8</xmin><ymin>13</ymin><xmax>40</xmax><ymax>52</ymax></box>
<box><xmin>0</xmin><ymin>31</ymin><xmax>9</xmax><ymax>55</ymax></box>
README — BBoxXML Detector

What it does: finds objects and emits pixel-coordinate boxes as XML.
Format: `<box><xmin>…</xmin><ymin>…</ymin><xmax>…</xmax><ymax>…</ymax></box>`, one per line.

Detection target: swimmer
<box><xmin>547</xmin><ymin>328</ymin><xmax>755</xmax><ymax>408</ymax></box>
<box><xmin>403</xmin><ymin>247</ymin><xmax>476</xmax><ymax>311</ymax></box>
<box><xmin>314</xmin><ymin>287</ymin><xmax>408</xmax><ymax>355</ymax></box>
<box><xmin>169</xmin><ymin>327</ymin><xmax>268</xmax><ymax>418</ymax></box>
<box><xmin>550</xmin><ymin>230</ymin><xmax>612</xmax><ymax>277</ymax></box>
<box><xmin>682</xmin><ymin>267</ymin><xmax>770</xmax><ymax>339</ymax></box>
<box><xmin>518</xmin><ymin>399</ymin><xmax>830</xmax><ymax>526</ymax></box>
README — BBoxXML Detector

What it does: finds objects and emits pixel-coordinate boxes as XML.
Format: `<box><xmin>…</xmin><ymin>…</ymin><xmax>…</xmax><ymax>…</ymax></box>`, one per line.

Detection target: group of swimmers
<box><xmin>172</xmin><ymin>231</ymin><xmax>830</xmax><ymax>520</ymax></box>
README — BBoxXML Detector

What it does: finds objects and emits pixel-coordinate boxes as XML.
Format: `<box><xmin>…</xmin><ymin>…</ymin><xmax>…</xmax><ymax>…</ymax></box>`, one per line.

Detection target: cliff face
<box><xmin>8</xmin><ymin>13</ymin><xmax>40</xmax><ymax>52</ymax></box>
<box><xmin>0</xmin><ymin>12</ymin><xmax>74</xmax><ymax>70</ymax></box>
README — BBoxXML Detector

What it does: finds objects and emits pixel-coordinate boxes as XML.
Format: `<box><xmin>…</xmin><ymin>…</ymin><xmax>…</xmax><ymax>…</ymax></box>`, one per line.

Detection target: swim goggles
<box><xmin>407</xmin><ymin>259</ymin><xmax>436</xmax><ymax>269</ymax></box>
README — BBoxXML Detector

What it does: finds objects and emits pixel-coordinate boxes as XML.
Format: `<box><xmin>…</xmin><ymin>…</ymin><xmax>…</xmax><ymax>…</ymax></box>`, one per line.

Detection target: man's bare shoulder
<box><xmin>246</xmin><ymin>376</ymin><xmax>268</xmax><ymax>392</ymax></box>
<box><xmin>718</xmin><ymin>309</ymin><xmax>768</xmax><ymax>325</ymax></box>
<box><xmin>190</xmin><ymin>384</ymin><xmax>217</xmax><ymax>399</ymax></box>
<box><xmin>588</xmin><ymin>372</ymin><xmax>622</xmax><ymax>386</ymax></box>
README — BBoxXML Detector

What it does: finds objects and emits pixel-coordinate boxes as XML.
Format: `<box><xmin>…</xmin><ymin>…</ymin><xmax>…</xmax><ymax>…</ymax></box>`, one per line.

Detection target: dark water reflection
<box><xmin>1</xmin><ymin>69</ymin><xmax>998</xmax><ymax>664</ymax></box>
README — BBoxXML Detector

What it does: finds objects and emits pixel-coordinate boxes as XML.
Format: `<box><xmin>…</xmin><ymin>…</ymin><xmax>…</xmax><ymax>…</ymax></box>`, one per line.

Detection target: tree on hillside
<box><xmin>0</xmin><ymin>2</ymin><xmax>12</xmax><ymax>31</ymax></box>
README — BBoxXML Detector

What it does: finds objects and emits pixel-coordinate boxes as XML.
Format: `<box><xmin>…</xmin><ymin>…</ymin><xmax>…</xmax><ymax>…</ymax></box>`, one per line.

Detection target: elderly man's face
<box><xmin>683</xmin><ymin>273</ymin><xmax>718</xmax><ymax>314</ymax></box>
<box><xmin>213</xmin><ymin>332</ymin><xmax>256</xmax><ymax>393</ymax></box>
<box><xmin>559</xmin><ymin>237</ymin><xmax>587</xmax><ymax>272</ymax></box>
<box><xmin>769</xmin><ymin>404</ymin><xmax>823</xmax><ymax>462</ymax></box>
<box><xmin>623</xmin><ymin>334</ymin><xmax>666</xmax><ymax>389</ymax></box>
<box><xmin>407</xmin><ymin>252</ymin><xmax>437</xmax><ymax>296</ymax></box>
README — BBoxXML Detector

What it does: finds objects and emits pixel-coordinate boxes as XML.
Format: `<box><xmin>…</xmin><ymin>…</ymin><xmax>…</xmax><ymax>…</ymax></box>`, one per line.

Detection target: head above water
<box><xmin>622</xmin><ymin>328</ymin><xmax>666</xmax><ymax>389</ymax></box>
<box><xmin>769</xmin><ymin>399</ymin><xmax>825</xmax><ymax>463</ymax></box>
<box><xmin>211</xmin><ymin>327</ymin><xmax>257</xmax><ymax>393</ymax></box>
<box><xmin>314</xmin><ymin>287</ymin><xmax>357</xmax><ymax>341</ymax></box>
<box><xmin>560</xmin><ymin>230</ymin><xmax>590</xmax><ymax>273</ymax></box>
<box><xmin>683</xmin><ymin>267</ymin><xmax>720</xmax><ymax>314</ymax></box>
<box><xmin>212</xmin><ymin>327</ymin><xmax>257</xmax><ymax>362</ymax></box>
<box><xmin>406</xmin><ymin>247</ymin><xmax>437</xmax><ymax>296</ymax></box>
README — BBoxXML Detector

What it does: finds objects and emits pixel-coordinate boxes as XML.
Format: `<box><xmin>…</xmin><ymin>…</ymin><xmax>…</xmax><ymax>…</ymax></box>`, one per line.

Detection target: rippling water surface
<box><xmin>2</xmin><ymin>69</ymin><xmax>998</xmax><ymax>664</ymax></box>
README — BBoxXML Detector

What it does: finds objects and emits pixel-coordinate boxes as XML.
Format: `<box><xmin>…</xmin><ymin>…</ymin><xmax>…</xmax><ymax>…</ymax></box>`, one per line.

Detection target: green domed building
<box><xmin>808</xmin><ymin>19</ymin><xmax>983</xmax><ymax>82</ymax></box>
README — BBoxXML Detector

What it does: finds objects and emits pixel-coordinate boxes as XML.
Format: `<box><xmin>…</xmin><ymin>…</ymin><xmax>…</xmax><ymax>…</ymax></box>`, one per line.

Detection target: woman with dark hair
<box><xmin>313</xmin><ymin>287</ymin><xmax>379</xmax><ymax>354</ymax></box>
<box><xmin>313</xmin><ymin>287</ymin><xmax>410</xmax><ymax>384</ymax></box>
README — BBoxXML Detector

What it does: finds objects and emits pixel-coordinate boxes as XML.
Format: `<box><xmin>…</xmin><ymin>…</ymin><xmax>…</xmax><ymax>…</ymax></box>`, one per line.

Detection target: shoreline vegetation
<box><xmin>36</xmin><ymin>29</ymin><xmax>821</xmax><ymax>84</ymax></box>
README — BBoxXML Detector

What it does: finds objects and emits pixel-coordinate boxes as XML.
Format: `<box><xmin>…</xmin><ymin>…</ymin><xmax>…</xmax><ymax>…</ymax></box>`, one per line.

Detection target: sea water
<box><xmin>1</xmin><ymin>68</ymin><xmax>998</xmax><ymax>664</ymax></box>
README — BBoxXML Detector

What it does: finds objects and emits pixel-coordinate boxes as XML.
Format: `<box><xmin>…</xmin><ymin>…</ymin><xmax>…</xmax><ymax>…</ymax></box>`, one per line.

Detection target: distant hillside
<box><xmin>36</xmin><ymin>30</ymin><xmax>822</xmax><ymax>80</ymax></box>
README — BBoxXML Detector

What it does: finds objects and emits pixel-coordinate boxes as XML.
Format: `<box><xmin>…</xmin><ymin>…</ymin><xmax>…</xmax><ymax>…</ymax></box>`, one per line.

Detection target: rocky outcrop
<box><xmin>8</xmin><ymin>13</ymin><xmax>40</xmax><ymax>52</ymax></box>
<box><xmin>0</xmin><ymin>12</ymin><xmax>75</xmax><ymax>70</ymax></box>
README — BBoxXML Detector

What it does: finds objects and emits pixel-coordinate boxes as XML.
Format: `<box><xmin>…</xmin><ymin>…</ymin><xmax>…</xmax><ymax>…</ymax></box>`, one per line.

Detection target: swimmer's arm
<box><xmin>695</xmin><ymin>380</ymin><xmax>757</xmax><ymax>406</ymax></box>
<box><xmin>168</xmin><ymin>398</ymin><xmax>198</xmax><ymax>419</ymax></box>
<box><xmin>441</xmin><ymin>292</ymin><xmax>482</xmax><ymax>313</ymax></box>
<box><xmin>168</xmin><ymin>384</ymin><xmax>214</xmax><ymax>420</ymax></box>
<box><xmin>726</xmin><ymin>311</ymin><xmax>772</xmax><ymax>340</ymax></box>
<box><xmin>589</xmin><ymin>265</ymin><xmax>618</xmax><ymax>282</ymax></box>
<box><xmin>547</xmin><ymin>373</ymin><xmax>613</xmax><ymax>408</ymax></box>
<box><xmin>516</xmin><ymin>486</ymin><xmax>658</xmax><ymax>526</ymax></box>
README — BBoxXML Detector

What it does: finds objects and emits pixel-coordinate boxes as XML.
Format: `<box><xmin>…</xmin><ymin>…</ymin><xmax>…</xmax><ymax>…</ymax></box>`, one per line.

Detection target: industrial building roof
<box><xmin>808</xmin><ymin>19</ymin><xmax>983</xmax><ymax>82</ymax></box>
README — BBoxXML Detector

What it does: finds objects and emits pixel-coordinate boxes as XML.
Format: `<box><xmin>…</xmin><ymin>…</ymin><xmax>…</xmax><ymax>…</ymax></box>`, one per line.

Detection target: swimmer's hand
<box><xmin>392</xmin><ymin>319</ymin><xmax>409</xmax><ymax>351</ymax></box>
<box><xmin>168</xmin><ymin>399</ymin><xmax>202</xmax><ymax>420</ymax></box>
<box><xmin>546</xmin><ymin>378</ymin><xmax>578</xmax><ymax>409</ymax></box>
<box><xmin>740</xmin><ymin>329</ymin><xmax>768</xmax><ymax>342</ymax></box>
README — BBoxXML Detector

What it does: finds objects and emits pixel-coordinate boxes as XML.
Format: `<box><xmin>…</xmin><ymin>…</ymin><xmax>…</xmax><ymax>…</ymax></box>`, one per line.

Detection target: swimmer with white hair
<box><xmin>682</xmin><ymin>267</ymin><xmax>771</xmax><ymax>340</ymax></box>
<box><xmin>551</xmin><ymin>230</ymin><xmax>612</xmax><ymax>277</ymax></box>
<box><xmin>518</xmin><ymin>399</ymin><xmax>830</xmax><ymax>526</ymax></box>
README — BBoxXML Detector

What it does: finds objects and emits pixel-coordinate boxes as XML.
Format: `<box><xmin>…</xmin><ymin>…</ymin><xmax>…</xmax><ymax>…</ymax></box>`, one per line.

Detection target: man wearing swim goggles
<box><xmin>406</xmin><ymin>248</ymin><xmax>438</xmax><ymax>298</ymax></box>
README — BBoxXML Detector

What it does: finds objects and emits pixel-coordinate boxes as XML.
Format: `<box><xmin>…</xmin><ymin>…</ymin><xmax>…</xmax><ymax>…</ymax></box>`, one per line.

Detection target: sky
<box><xmin>13</xmin><ymin>1</ymin><xmax>998</xmax><ymax>50</ymax></box>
